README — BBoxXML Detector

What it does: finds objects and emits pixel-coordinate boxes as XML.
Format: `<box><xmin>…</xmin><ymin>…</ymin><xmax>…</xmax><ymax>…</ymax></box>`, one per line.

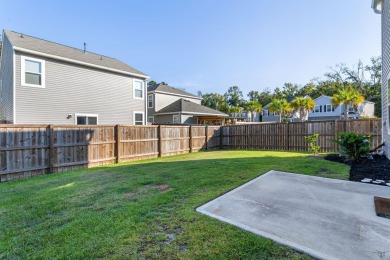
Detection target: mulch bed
<box><xmin>324</xmin><ymin>154</ymin><xmax>390</xmax><ymax>186</ymax></box>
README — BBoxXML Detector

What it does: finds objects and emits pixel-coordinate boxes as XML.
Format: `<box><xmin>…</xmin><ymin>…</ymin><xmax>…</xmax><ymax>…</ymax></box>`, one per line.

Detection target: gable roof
<box><xmin>155</xmin><ymin>98</ymin><xmax>228</xmax><ymax>117</ymax></box>
<box><xmin>148</xmin><ymin>83</ymin><xmax>201</xmax><ymax>99</ymax></box>
<box><xmin>4</xmin><ymin>30</ymin><xmax>148</xmax><ymax>78</ymax></box>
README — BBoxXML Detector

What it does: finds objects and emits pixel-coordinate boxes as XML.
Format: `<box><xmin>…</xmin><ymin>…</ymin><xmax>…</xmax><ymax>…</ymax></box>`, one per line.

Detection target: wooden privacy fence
<box><xmin>222</xmin><ymin>119</ymin><xmax>382</xmax><ymax>152</ymax></box>
<box><xmin>0</xmin><ymin>125</ymin><xmax>221</xmax><ymax>182</ymax></box>
<box><xmin>0</xmin><ymin>118</ymin><xmax>382</xmax><ymax>182</ymax></box>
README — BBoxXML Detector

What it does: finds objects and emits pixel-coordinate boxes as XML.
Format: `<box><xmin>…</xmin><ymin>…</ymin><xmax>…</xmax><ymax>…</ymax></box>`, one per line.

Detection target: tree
<box><xmin>257</xmin><ymin>88</ymin><xmax>273</xmax><ymax>106</ymax></box>
<box><xmin>331</xmin><ymin>85</ymin><xmax>365</xmax><ymax>120</ymax></box>
<box><xmin>247</xmin><ymin>91</ymin><xmax>260</xmax><ymax>101</ymax></box>
<box><xmin>229</xmin><ymin>106</ymin><xmax>242</xmax><ymax>114</ymax></box>
<box><xmin>201</xmin><ymin>93</ymin><xmax>229</xmax><ymax>113</ymax></box>
<box><xmin>281</xmin><ymin>83</ymin><xmax>299</xmax><ymax>98</ymax></box>
<box><xmin>245</xmin><ymin>101</ymin><xmax>262</xmax><ymax>122</ymax></box>
<box><xmin>148</xmin><ymin>80</ymin><xmax>157</xmax><ymax>86</ymax></box>
<box><xmin>268</xmin><ymin>99</ymin><xmax>291</xmax><ymax>123</ymax></box>
<box><xmin>290</xmin><ymin>97</ymin><xmax>315</xmax><ymax>122</ymax></box>
<box><xmin>225</xmin><ymin>86</ymin><xmax>244</xmax><ymax>107</ymax></box>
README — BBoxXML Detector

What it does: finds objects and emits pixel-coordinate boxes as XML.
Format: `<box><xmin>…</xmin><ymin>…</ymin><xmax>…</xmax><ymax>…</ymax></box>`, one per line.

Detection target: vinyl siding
<box><xmin>181</xmin><ymin>115</ymin><xmax>197</xmax><ymax>124</ymax></box>
<box><xmin>0</xmin><ymin>34</ymin><xmax>14</xmax><ymax>123</ymax></box>
<box><xmin>14</xmin><ymin>51</ymin><xmax>146</xmax><ymax>125</ymax></box>
<box><xmin>382</xmin><ymin>0</ymin><xmax>390</xmax><ymax>157</ymax></box>
<box><xmin>154</xmin><ymin>114</ymin><xmax>176</xmax><ymax>124</ymax></box>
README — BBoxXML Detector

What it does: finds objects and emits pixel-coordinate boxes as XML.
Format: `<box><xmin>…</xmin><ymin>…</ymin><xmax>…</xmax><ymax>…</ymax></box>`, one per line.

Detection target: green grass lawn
<box><xmin>0</xmin><ymin>150</ymin><xmax>349</xmax><ymax>259</ymax></box>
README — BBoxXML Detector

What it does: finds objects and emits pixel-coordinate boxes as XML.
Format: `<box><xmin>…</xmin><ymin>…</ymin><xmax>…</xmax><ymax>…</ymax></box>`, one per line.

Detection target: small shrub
<box><xmin>305</xmin><ymin>134</ymin><xmax>321</xmax><ymax>155</ymax></box>
<box><xmin>336</xmin><ymin>132</ymin><xmax>370</xmax><ymax>161</ymax></box>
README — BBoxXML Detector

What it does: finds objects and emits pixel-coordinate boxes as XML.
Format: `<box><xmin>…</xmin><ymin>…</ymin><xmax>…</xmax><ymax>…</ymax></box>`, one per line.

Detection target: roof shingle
<box><xmin>148</xmin><ymin>83</ymin><xmax>200</xmax><ymax>98</ymax></box>
<box><xmin>4</xmin><ymin>30</ymin><xmax>147</xmax><ymax>77</ymax></box>
<box><xmin>156</xmin><ymin>99</ymin><xmax>228</xmax><ymax>117</ymax></box>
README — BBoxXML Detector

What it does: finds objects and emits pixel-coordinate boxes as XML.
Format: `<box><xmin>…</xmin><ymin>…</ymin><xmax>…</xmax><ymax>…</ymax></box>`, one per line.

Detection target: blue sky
<box><xmin>1</xmin><ymin>1</ymin><xmax>381</xmax><ymax>97</ymax></box>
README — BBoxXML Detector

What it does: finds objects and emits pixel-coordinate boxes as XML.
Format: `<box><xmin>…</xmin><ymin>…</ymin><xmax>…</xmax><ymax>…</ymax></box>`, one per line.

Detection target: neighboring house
<box><xmin>308</xmin><ymin>95</ymin><xmax>375</xmax><ymax>121</ymax></box>
<box><xmin>0</xmin><ymin>30</ymin><xmax>149</xmax><ymax>125</ymax></box>
<box><xmin>373</xmin><ymin>0</ymin><xmax>390</xmax><ymax>158</ymax></box>
<box><xmin>262</xmin><ymin>103</ymin><xmax>279</xmax><ymax>123</ymax></box>
<box><xmin>147</xmin><ymin>83</ymin><xmax>228</xmax><ymax>125</ymax></box>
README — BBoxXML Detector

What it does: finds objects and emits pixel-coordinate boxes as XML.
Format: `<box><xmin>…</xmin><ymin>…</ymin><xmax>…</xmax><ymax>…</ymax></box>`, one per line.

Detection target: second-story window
<box><xmin>21</xmin><ymin>56</ymin><xmax>45</xmax><ymax>88</ymax></box>
<box><xmin>263</xmin><ymin>110</ymin><xmax>269</xmax><ymax>116</ymax></box>
<box><xmin>314</xmin><ymin>105</ymin><xmax>321</xmax><ymax>113</ymax></box>
<box><xmin>325</xmin><ymin>104</ymin><xmax>333</xmax><ymax>112</ymax></box>
<box><xmin>148</xmin><ymin>94</ymin><xmax>153</xmax><ymax>108</ymax></box>
<box><xmin>134</xmin><ymin>80</ymin><xmax>144</xmax><ymax>99</ymax></box>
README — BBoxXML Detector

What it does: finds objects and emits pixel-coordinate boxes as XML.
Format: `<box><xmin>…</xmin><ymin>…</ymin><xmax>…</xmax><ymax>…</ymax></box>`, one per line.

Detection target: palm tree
<box><xmin>331</xmin><ymin>86</ymin><xmax>365</xmax><ymax>120</ymax></box>
<box><xmin>245</xmin><ymin>101</ymin><xmax>262</xmax><ymax>122</ymax></box>
<box><xmin>268</xmin><ymin>99</ymin><xmax>291</xmax><ymax>123</ymax></box>
<box><xmin>290</xmin><ymin>97</ymin><xmax>315</xmax><ymax>122</ymax></box>
<box><xmin>229</xmin><ymin>106</ymin><xmax>242</xmax><ymax>115</ymax></box>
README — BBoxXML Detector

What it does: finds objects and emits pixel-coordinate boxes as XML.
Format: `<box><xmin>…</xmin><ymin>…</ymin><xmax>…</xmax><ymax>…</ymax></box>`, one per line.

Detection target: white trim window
<box><xmin>75</xmin><ymin>113</ymin><xmax>98</xmax><ymax>125</ymax></box>
<box><xmin>148</xmin><ymin>94</ymin><xmax>153</xmax><ymax>108</ymax></box>
<box><xmin>314</xmin><ymin>105</ymin><xmax>321</xmax><ymax>113</ymax></box>
<box><xmin>134</xmin><ymin>111</ymin><xmax>144</xmax><ymax>125</ymax></box>
<box><xmin>148</xmin><ymin>116</ymin><xmax>154</xmax><ymax>123</ymax></box>
<box><xmin>263</xmin><ymin>110</ymin><xmax>269</xmax><ymax>116</ymax></box>
<box><xmin>21</xmin><ymin>56</ymin><xmax>45</xmax><ymax>88</ymax></box>
<box><xmin>348</xmin><ymin>105</ymin><xmax>355</xmax><ymax>113</ymax></box>
<box><xmin>173</xmin><ymin>115</ymin><xmax>180</xmax><ymax>124</ymax></box>
<box><xmin>325</xmin><ymin>104</ymin><xmax>333</xmax><ymax>112</ymax></box>
<box><xmin>133</xmin><ymin>79</ymin><xmax>144</xmax><ymax>99</ymax></box>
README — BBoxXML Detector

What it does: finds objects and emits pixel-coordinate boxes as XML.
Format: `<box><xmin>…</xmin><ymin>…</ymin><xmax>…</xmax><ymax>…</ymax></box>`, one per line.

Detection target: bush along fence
<box><xmin>0</xmin><ymin>118</ymin><xmax>381</xmax><ymax>182</ymax></box>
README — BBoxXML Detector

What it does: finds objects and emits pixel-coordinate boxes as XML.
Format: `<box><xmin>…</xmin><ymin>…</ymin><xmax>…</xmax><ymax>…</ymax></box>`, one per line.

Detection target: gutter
<box><xmin>13</xmin><ymin>46</ymin><xmax>150</xmax><ymax>79</ymax></box>
<box><xmin>372</xmin><ymin>0</ymin><xmax>382</xmax><ymax>14</ymax></box>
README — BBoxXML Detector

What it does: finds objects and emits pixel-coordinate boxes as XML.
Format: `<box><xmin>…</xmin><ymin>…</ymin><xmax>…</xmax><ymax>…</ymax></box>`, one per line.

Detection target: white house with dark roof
<box><xmin>0</xmin><ymin>29</ymin><xmax>149</xmax><ymax>125</ymax></box>
<box><xmin>372</xmin><ymin>0</ymin><xmax>390</xmax><ymax>157</ymax></box>
<box><xmin>147</xmin><ymin>83</ymin><xmax>228</xmax><ymax>125</ymax></box>
<box><xmin>308</xmin><ymin>95</ymin><xmax>375</xmax><ymax>121</ymax></box>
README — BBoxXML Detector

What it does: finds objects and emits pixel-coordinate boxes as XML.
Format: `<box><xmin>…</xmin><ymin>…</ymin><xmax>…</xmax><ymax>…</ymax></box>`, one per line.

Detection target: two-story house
<box><xmin>0</xmin><ymin>30</ymin><xmax>149</xmax><ymax>125</ymax></box>
<box><xmin>308</xmin><ymin>95</ymin><xmax>375</xmax><ymax>121</ymax></box>
<box><xmin>147</xmin><ymin>83</ymin><xmax>228</xmax><ymax>125</ymax></box>
<box><xmin>373</xmin><ymin>0</ymin><xmax>390</xmax><ymax>158</ymax></box>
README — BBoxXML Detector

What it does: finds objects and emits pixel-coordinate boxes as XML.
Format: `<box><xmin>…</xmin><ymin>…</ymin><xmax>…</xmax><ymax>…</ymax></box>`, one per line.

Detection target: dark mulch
<box><xmin>324</xmin><ymin>154</ymin><xmax>390</xmax><ymax>186</ymax></box>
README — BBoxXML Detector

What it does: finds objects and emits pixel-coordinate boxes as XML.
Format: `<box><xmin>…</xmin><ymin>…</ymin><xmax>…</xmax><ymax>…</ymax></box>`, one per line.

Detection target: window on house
<box><xmin>148</xmin><ymin>116</ymin><xmax>154</xmax><ymax>123</ymax></box>
<box><xmin>314</xmin><ymin>105</ymin><xmax>321</xmax><ymax>113</ymax></box>
<box><xmin>134</xmin><ymin>112</ymin><xmax>144</xmax><ymax>125</ymax></box>
<box><xmin>148</xmin><ymin>94</ymin><xmax>153</xmax><ymax>108</ymax></box>
<box><xmin>326</xmin><ymin>104</ymin><xmax>333</xmax><ymax>112</ymax></box>
<box><xmin>348</xmin><ymin>105</ymin><xmax>355</xmax><ymax>113</ymax></box>
<box><xmin>263</xmin><ymin>110</ymin><xmax>269</xmax><ymax>116</ymax></box>
<box><xmin>21</xmin><ymin>56</ymin><xmax>45</xmax><ymax>87</ymax></box>
<box><xmin>76</xmin><ymin>114</ymin><xmax>98</xmax><ymax>125</ymax></box>
<box><xmin>173</xmin><ymin>115</ymin><xmax>180</xmax><ymax>124</ymax></box>
<box><xmin>134</xmin><ymin>80</ymin><xmax>144</xmax><ymax>98</ymax></box>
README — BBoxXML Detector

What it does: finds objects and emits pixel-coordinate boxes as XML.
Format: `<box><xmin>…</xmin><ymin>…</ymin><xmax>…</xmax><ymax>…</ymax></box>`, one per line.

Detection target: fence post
<box><xmin>189</xmin><ymin>125</ymin><xmax>193</xmax><ymax>153</ymax></box>
<box><xmin>48</xmin><ymin>124</ymin><xmax>54</xmax><ymax>173</ymax></box>
<box><xmin>115</xmin><ymin>125</ymin><xmax>120</xmax><ymax>164</ymax></box>
<box><xmin>205</xmin><ymin>126</ymin><xmax>209</xmax><ymax>150</ymax></box>
<box><xmin>158</xmin><ymin>125</ymin><xmax>162</xmax><ymax>157</ymax></box>
<box><xmin>286</xmin><ymin>123</ymin><xmax>290</xmax><ymax>151</ymax></box>
<box><xmin>220</xmin><ymin>126</ymin><xmax>223</xmax><ymax>149</ymax></box>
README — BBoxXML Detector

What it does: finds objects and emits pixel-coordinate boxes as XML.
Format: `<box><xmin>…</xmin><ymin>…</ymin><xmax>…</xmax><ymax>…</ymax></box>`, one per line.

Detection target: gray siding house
<box><xmin>0</xmin><ymin>30</ymin><xmax>149</xmax><ymax>125</ymax></box>
<box><xmin>308</xmin><ymin>95</ymin><xmax>375</xmax><ymax>121</ymax></box>
<box><xmin>147</xmin><ymin>83</ymin><xmax>228</xmax><ymax>125</ymax></box>
<box><xmin>373</xmin><ymin>0</ymin><xmax>390</xmax><ymax>158</ymax></box>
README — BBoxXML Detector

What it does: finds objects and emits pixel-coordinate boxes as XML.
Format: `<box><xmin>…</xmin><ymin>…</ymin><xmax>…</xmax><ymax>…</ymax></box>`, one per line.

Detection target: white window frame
<box><xmin>173</xmin><ymin>115</ymin><xmax>180</xmax><ymax>124</ymax></box>
<box><xmin>21</xmin><ymin>56</ymin><xmax>46</xmax><ymax>88</ymax></box>
<box><xmin>348</xmin><ymin>105</ymin><xmax>355</xmax><ymax>113</ymax></box>
<box><xmin>148</xmin><ymin>94</ymin><xmax>153</xmax><ymax>108</ymax></box>
<box><xmin>133</xmin><ymin>111</ymin><xmax>144</xmax><ymax>125</ymax></box>
<box><xmin>133</xmin><ymin>79</ymin><xmax>144</xmax><ymax>99</ymax></box>
<box><xmin>325</xmin><ymin>104</ymin><xmax>333</xmax><ymax>112</ymax></box>
<box><xmin>148</xmin><ymin>116</ymin><xmax>154</xmax><ymax>123</ymax></box>
<box><xmin>74</xmin><ymin>113</ymin><xmax>99</xmax><ymax>125</ymax></box>
<box><xmin>314</xmin><ymin>105</ymin><xmax>321</xmax><ymax>113</ymax></box>
<box><xmin>263</xmin><ymin>110</ymin><xmax>269</xmax><ymax>117</ymax></box>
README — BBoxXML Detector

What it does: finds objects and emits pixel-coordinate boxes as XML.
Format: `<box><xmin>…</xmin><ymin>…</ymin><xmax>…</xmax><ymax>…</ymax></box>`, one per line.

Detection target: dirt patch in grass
<box><xmin>155</xmin><ymin>184</ymin><xmax>171</xmax><ymax>192</ymax></box>
<box><xmin>325</xmin><ymin>154</ymin><xmax>390</xmax><ymax>186</ymax></box>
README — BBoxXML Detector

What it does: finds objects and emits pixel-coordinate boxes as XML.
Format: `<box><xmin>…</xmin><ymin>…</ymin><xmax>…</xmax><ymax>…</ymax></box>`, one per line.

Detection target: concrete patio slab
<box><xmin>197</xmin><ymin>171</ymin><xmax>390</xmax><ymax>260</ymax></box>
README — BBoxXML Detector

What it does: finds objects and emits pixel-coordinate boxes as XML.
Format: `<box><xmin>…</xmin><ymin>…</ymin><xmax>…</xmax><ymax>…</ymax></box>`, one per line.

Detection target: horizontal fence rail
<box><xmin>0</xmin><ymin>119</ymin><xmax>382</xmax><ymax>182</ymax></box>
